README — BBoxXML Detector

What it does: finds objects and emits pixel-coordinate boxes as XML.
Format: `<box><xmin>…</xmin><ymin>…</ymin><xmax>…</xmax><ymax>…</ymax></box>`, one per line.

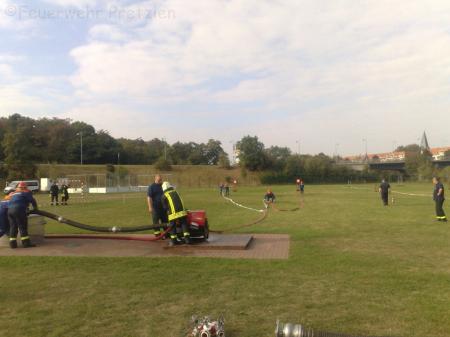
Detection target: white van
<box><xmin>4</xmin><ymin>180</ymin><xmax>40</xmax><ymax>194</ymax></box>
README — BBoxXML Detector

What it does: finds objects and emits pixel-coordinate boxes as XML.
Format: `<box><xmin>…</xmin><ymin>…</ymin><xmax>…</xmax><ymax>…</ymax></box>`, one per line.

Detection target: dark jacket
<box><xmin>434</xmin><ymin>182</ymin><xmax>445</xmax><ymax>201</ymax></box>
<box><xmin>50</xmin><ymin>184</ymin><xmax>59</xmax><ymax>196</ymax></box>
<box><xmin>9</xmin><ymin>189</ymin><xmax>38</xmax><ymax>211</ymax></box>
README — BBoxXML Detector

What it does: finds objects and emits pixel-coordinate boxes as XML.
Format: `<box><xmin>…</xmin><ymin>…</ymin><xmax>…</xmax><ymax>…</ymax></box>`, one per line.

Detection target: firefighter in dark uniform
<box><xmin>379</xmin><ymin>179</ymin><xmax>391</xmax><ymax>206</ymax></box>
<box><xmin>264</xmin><ymin>188</ymin><xmax>276</xmax><ymax>208</ymax></box>
<box><xmin>8</xmin><ymin>181</ymin><xmax>38</xmax><ymax>248</ymax></box>
<box><xmin>147</xmin><ymin>174</ymin><xmax>168</xmax><ymax>237</ymax></box>
<box><xmin>50</xmin><ymin>181</ymin><xmax>59</xmax><ymax>205</ymax></box>
<box><xmin>161</xmin><ymin>181</ymin><xmax>191</xmax><ymax>246</ymax></box>
<box><xmin>60</xmin><ymin>184</ymin><xmax>69</xmax><ymax>205</ymax></box>
<box><xmin>0</xmin><ymin>193</ymin><xmax>11</xmax><ymax>238</ymax></box>
<box><xmin>433</xmin><ymin>177</ymin><xmax>447</xmax><ymax>222</ymax></box>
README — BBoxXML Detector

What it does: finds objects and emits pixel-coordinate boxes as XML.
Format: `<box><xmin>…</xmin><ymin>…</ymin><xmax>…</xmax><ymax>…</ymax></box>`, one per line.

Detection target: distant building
<box><xmin>343</xmin><ymin>131</ymin><xmax>449</xmax><ymax>162</ymax></box>
<box><xmin>344</xmin><ymin>151</ymin><xmax>405</xmax><ymax>162</ymax></box>
<box><xmin>344</xmin><ymin>147</ymin><xmax>450</xmax><ymax>162</ymax></box>
<box><xmin>234</xmin><ymin>148</ymin><xmax>241</xmax><ymax>164</ymax></box>
<box><xmin>430</xmin><ymin>147</ymin><xmax>450</xmax><ymax>160</ymax></box>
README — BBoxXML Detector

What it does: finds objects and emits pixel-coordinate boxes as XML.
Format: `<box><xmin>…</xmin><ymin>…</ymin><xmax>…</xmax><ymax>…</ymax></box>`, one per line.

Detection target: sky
<box><xmin>1</xmin><ymin>0</ymin><xmax>450</xmax><ymax>157</ymax></box>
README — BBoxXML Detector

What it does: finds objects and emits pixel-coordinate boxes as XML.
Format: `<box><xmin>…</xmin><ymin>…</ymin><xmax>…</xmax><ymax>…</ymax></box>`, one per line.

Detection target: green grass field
<box><xmin>0</xmin><ymin>183</ymin><xmax>449</xmax><ymax>337</ymax></box>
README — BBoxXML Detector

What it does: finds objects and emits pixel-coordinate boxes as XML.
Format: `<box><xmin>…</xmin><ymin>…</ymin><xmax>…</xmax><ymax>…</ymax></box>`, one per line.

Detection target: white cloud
<box><xmin>42</xmin><ymin>0</ymin><xmax>107</xmax><ymax>7</ymax></box>
<box><xmin>5</xmin><ymin>0</ymin><xmax>450</xmax><ymax>154</ymax></box>
<box><xmin>88</xmin><ymin>24</ymin><xmax>128</xmax><ymax>41</ymax></box>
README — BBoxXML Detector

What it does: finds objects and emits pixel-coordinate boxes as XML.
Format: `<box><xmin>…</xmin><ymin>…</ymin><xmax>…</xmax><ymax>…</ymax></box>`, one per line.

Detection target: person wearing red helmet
<box><xmin>8</xmin><ymin>181</ymin><xmax>38</xmax><ymax>248</ymax></box>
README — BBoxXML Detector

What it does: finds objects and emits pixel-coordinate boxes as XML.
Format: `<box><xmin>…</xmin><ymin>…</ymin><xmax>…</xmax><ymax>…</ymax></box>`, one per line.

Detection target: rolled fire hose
<box><xmin>275</xmin><ymin>321</ymin><xmax>394</xmax><ymax>337</ymax></box>
<box><xmin>31</xmin><ymin>209</ymin><xmax>170</xmax><ymax>234</ymax></box>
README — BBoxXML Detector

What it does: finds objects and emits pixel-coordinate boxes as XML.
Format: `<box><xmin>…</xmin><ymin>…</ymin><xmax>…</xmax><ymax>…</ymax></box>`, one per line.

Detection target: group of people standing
<box><xmin>219</xmin><ymin>183</ymin><xmax>230</xmax><ymax>197</ymax></box>
<box><xmin>147</xmin><ymin>175</ymin><xmax>191</xmax><ymax>246</ymax></box>
<box><xmin>49</xmin><ymin>181</ymin><xmax>70</xmax><ymax>206</ymax></box>
<box><xmin>296</xmin><ymin>179</ymin><xmax>305</xmax><ymax>193</ymax></box>
<box><xmin>0</xmin><ymin>181</ymin><xmax>38</xmax><ymax>248</ymax></box>
<box><xmin>379</xmin><ymin>177</ymin><xmax>446</xmax><ymax>222</ymax></box>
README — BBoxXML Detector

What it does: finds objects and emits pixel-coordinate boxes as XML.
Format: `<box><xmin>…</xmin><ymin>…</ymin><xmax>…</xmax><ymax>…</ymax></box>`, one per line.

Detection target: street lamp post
<box><xmin>362</xmin><ymin>138</ymin><xmax>368</xmax><ymax>161</ymax></box>
<box><xmin>229</xmin><ymin>140</ymin><xmax>235</xmax><ymax>165</ymax></box>
<box><xmin>296</xmin><ymin>140</ymin><xmax>300</xmax><ymax>155</ymax></box>
<box><xmin>162</xmin><ymin>138</ymin><xmax>167</xmax><ymax>160</ymax></box>
<box><xmin>77</xmin><ymin>132</ymin><xmax>83</xmax><ymax>165</ymax></box>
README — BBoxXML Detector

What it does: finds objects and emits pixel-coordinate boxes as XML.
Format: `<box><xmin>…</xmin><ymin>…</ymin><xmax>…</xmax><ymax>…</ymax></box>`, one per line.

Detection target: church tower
<box><xmin>420</xmin><ymin>131</ymin><xmax>430</xmax><ymax>153</ymax></box>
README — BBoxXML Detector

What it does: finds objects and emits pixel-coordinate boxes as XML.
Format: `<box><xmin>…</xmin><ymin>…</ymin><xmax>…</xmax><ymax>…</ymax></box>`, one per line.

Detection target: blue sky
<box><xmin>1</xmin><ymin>0</ymin><xmax>450</xmax><ymax>157</ymax></box>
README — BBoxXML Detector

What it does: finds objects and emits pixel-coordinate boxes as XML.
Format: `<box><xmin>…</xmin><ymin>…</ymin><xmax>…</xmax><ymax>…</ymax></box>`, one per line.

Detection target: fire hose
<box><xmin>30</xmin><ymin>209</ymin><xmax>172</xmax><ymax>241</ymax></box>
<box><xmin>210</xmin><ymin>209</ymin><xmax>268</xmax><ymax>234</ymax></box>
<box><xmin>267</xmin><ymin>202</ymin><xmax>300</xmax><ymax>212</ymax></box>
<box><xmin>275</xmin><ymin>321</ymin><xmax>395</xmax><ymax>337</ymax></box>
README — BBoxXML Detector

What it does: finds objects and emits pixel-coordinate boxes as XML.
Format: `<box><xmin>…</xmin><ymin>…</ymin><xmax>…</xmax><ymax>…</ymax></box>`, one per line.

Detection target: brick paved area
<box><xmin>0</xmin><ymin>234</ymin><xmax>289</xmax><ymax>259</ymax></box>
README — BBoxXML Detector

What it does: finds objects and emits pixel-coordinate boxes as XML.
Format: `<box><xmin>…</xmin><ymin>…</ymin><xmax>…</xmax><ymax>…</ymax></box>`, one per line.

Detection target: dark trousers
<box><xmin>61</xmin><ymin>194</ymin><xmax>69</xmax><ymax>205</ymax></box>
<box><xmin>381</xmin><ymin>192</ymin><xmax>389</xmax><ymax>206</ymax></box>
<box><xmin>435</xmin><ymin>199</ymin><xmax>446</xmax><ymax>219</ymax></box>
<box><xmin>169</xmin><ymin>216</ymin><xmax>189</xmax><ymax>241</ymax></box>
<box><xmin>0</xmin><ymin>213</ymin><xmax>9</xmax><ymax>237</ymax></box>
<box><xmin>152</xmin><ymin>209</ymin><xmax>168</xmax><ymax>235</ymax></box>
<box><xmin>51</xmin><ymin>194</ymin><xmax>59</xmax><ymax>205</ymax></box>
<box><xmin>8</xmin><ymin>207</ymin><xmax>28</xmax><ymax>240</ymax></box>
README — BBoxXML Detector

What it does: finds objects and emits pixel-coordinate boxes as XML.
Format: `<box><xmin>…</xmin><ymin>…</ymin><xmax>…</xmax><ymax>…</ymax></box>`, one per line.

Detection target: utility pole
<box><xmin>296</xmin><ymin>140</ymin><xmax>300</xmax><ymax>155</ymax></box>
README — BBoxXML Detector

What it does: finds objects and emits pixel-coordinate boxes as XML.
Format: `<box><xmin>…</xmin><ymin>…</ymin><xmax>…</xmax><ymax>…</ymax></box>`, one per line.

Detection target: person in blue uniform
<box><xmin>0</xmin><ymin>193</ymin><xmax>11</xmax><ymax>238</ymax></box>
<box><xmin>379</xmin><ymin>179</ymin><xmax>391</xmax><ymax>206</ymax></box>
<box><xmin>299</xmin><ymin>179</ymin><xmax>305</xmax><ymax>194</ymax></box>
<box><xmin>264</xmin><ymin>188</ymin><xmax>276</xmax><ymax>207</ymax></box>
<box><xmin>8</xmin><ymin>181</ymin><xmax>38</xmax><ymax>248</ymax></box>
<box><xmin>50</xmin><ymin>181</ymin><xmax>59</xmax><ymax>206</ymax></box>
<box><xmin>147</xmin><ymin>174</ymin><xmax>168</xmax><ymax>237</ymax></box>
<box><xmin>433</xmin><ymin>177</ymin><xmax>447</xmax><ymax>222</ymax></box>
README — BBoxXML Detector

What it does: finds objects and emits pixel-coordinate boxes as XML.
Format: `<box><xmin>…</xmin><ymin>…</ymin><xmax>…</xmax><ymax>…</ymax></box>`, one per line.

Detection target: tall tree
<box><xmin>2</xmin><ymin>116</ymin><xmax>38</xmax><ymax>179</ymax></box>
<box><xmin>204</xmin><ymin>139</ymin><xmax>225</xmax><ymax>165</ymax></box>
<box><xmin>237</xmin><ymin>136</ymin><xmax>268</xmax><ymax>171</ymax></box>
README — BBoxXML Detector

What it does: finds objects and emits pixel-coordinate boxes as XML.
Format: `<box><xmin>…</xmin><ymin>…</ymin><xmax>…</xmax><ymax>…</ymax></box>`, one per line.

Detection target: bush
<box><xmin>154</xmin><ymin>157</ymin><xmax>172</xmax><ymax>171</ymax></box>
<box><xmin>117</xmin><ymin>166</ymin><xmax>129</xmax><ymax>179</ymax></box>
<box><xmin>218</xmin><ymin>153</ymin><xmax>231</xmax><ymax>169</ymax></box>
<box><xmin>6</xmin><ymin>162</ymin><xmax>37</xmax><ymax>181</ymax></box>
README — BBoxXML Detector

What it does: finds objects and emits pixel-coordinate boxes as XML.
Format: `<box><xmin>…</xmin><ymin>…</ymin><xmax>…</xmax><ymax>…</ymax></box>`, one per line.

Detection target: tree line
<box><xmin>2</xmin><ymin>114</ymin><xmax>446</xmax><ymax>183</ymax></box>
<box><xmin>0</xmin><ymin>114</ymin><xmax>227</xmax><ymax>179</ymax></box>
<box><xmin>236</xmin><ymin>136</ymin><xmax>377</xmax><ymax>183</ymax></box>
<box><xmin>395</xmin><ymin>144</ymin><xmax>450</xmax><ymax>181</ymax></box>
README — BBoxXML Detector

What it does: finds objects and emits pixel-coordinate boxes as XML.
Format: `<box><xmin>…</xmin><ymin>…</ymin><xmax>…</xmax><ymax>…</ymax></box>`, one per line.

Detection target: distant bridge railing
<box><xmin>337</xmin><ymin>159</ymin><xmax>450</xmax><ymax>171</ymax></box>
